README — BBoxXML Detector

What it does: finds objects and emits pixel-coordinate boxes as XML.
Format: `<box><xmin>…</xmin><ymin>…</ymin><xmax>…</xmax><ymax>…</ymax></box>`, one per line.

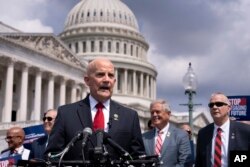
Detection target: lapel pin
<box><xmin>167</xmin><ymin>132</ymin><xmax>171</xmax><ymax>137</ymax></box>
<box><xmin>114</xmin><ymin>114</ymin><xmax>119</xmax><ymax>121</ymax></box>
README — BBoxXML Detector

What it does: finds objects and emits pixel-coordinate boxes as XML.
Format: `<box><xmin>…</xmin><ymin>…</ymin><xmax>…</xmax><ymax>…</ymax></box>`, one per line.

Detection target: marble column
<box><xmin>71</xmin><ymin>82</ymin><xmax>76</xmax><ymax>103</ymax></box>
<box><xmin>140</xmin><ymin>72</ymin><xmax>143</xmax><ymax>96</ymax></box>
<box><xmin>34</xmin><ymin>69</ymin><xmax>42</xmax><ymax>121</ymax></box>
<box><xmin>19</xmin><ymin>64</ymin><xmax>29</xmax><ymax>121</ymax></box>
<box><xmin>59</xmin><ymin>77</ymin><xmax>66</xmax><ymax>106</ymax></box>
<box><xmin>124</xmin><ymin>69</ymin><xmax>127</xmax><ymax>94</ymax></box>
<box><xmin>47</xmin><ymin>73</ymin><xmax>54</xmax><ymax>110</ymax></box>
<box><xmin>133</xmin><ymin>71</ymin><xmax>137</xmax><ymax>95</ymax></box>
<box><xmin>2</xmin><ymin>59</ymin><xmax>15</xmax><ymax>122</ymax></box>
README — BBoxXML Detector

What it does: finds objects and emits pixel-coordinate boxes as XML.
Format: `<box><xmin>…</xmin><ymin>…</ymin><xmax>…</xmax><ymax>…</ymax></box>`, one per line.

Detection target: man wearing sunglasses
<box><xmin>0</xmin><ymin>126</ymin><xmax>30</xmax><ymax>160</ymax></box>
<box><xmin>195</xmin><ymin>92</ymin><xmax>250</xmax><ymax>167</ymax></box>
<box><xmin>30</xmin><ymin>109</ymin><xmax>57</xmax><ymax>160</ymax></box>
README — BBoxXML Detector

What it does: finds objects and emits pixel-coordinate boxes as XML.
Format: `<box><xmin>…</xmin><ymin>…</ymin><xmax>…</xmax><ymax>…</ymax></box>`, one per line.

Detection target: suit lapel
<box><xmin>146</xmin><ymin>129</ymin><xmax>156</xmax><ymax>155</ymax></box>
<box><xmin>76</xmin><ymin>95</ymin><xmax>93</xmax><ymax>129</ymax></box>
<box><xmin>108</xmin><ymin>100</ymin><xmax>121</xmax><ymax>135</ymax></box>
<box><xmin>160</xmin><ymin>124</ymin><xmax>173</xmax><ymax>157</ymax></box>
<box><xmin>206</xmin><ymin>125</ymin><xmax>214</xmax><ymax>167</ymax></box>
<box><xmin>228</xmin><ymin>121</ymin><xmax>236</xmax><ymax>151</ymax></box>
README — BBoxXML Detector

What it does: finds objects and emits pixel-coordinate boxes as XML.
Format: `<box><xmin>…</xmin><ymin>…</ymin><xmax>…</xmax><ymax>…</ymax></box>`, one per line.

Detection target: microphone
<box><xmin>94</xmin><ymin>129</ymin><xmax>104</xmax><ymax>155</ymax></box>
<box><xmin>49</xmin><ymin>127</ymin><xmax>92</xmax><ymax>159</ymax></box>
<box><xmin>82</xmin><ymin>127</ymin><xmax>93</xmax><ymax>148</ymax></box>
<box><xmin>103</xmin><ymin>132</ymin><xmax>132</xmax><ymax>160</ymax></box>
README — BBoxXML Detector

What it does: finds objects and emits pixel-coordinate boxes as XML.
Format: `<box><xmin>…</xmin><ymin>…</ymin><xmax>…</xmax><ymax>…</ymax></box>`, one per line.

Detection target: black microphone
<box><xmin>103</xmin><ymin>132</ymin><xmax>132</xmax><ymax>160</ymax></box>
<box><xmin>49</xmin><ymin>127</ymin><xmax>92</xmax><ymax>159</ymax></box>
<box><xmin>94</xmin><ymin>129</ymin><xmax>104</xmax><ymax>155</ymax></box>
<box><xmin>82</xmin><ymin>127</ymin><xmax>93</xmax><ymax>148</ymax></box>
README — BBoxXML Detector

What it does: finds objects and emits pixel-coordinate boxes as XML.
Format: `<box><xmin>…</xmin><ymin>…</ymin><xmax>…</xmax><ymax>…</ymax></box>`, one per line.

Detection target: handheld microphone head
<box><xmin>83</xmin><ymin>127</ymin><xmax>93</xmax><ymax>136</ymax></box>
<box><xmin>82</xmin><ymin>127</ymin><xmax>93</xmax><ymax>148</ymax></box>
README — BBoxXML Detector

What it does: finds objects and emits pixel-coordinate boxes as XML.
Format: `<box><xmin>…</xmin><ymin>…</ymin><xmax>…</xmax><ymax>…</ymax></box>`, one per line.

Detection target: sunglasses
<box><xmin>208</xmin><ymin>102</ymin><xmax>228</xmax><ymax>108</ymax></box>
<box><xmin>186</xmin><ymin>130</ymin><xmax>192</xmax><ymax>135</ymax></box>
<box><xmin>43</xmin><ymin>116</ymin><xmax>54</xmax><ymax>122</ymax></box>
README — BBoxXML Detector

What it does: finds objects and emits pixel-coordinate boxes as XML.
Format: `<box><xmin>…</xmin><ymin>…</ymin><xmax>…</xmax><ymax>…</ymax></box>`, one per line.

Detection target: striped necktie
<box><xmin>214</xmin><ymin>128</ymin><xmax>222</xmax><ymax>167</ymax></box>
<box><xmin>155</xmin><ymin>130</ymin><xmax>163</xmax><ymax>155</ymax></box>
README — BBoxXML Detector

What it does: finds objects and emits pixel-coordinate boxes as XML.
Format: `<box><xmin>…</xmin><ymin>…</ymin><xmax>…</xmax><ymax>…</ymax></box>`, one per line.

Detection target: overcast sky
<box><xmin>0</xmin><ymin>0</ymin><xmax>249</xmax><ymax>113</ymax></box>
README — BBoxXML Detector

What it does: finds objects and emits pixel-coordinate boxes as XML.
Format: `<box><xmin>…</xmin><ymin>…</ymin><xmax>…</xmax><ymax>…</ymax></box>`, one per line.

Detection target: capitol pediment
<box><xmin>1</xmin><ymin>33</ymin><xmax>85</xmax><ymax>68</ymax></box>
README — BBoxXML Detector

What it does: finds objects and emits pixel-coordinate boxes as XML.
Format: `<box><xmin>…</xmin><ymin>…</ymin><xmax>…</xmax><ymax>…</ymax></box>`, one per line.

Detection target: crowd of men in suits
<box><xmin>1</xmin><ymin>58</ymin><xmax>250</xmax><ymax>167</ymax></box>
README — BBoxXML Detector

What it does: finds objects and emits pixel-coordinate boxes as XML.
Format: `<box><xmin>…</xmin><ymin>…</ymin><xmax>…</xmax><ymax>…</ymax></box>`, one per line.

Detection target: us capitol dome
<box><xmin>60</xmin><ymin>0</ymin><xmax>157</xmax><ymax>114</ymax></box>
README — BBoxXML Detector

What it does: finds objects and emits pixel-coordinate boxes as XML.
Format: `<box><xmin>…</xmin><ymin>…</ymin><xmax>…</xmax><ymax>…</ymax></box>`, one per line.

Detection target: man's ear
<box><xmin>84</xmin><ymin>76</ymin><xmax>89</xmax><ymax>86</ymax></box>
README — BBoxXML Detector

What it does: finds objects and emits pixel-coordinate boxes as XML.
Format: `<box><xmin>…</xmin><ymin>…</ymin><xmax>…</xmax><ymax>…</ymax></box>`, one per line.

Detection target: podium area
<box><xmin>17</xmin><ymin>159</ymin><xmax>161</xmax><ymax>167</ymax></box>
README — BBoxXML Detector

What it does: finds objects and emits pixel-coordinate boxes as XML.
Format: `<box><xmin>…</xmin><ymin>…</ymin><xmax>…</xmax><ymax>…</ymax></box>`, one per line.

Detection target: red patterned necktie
<box><xmin>214</xmin><ymin>128</ymin><xmax>222</xmax><ymax>167</ymax></box>
<box><xmin>155</xmin><ymin>130</ymin><xmax>163</xmax><ymax>155</ymax></box>
<box><xmin>93</xmin><ymin>102</ymin><xmax>104</xmax><ymax>131</ymax></box>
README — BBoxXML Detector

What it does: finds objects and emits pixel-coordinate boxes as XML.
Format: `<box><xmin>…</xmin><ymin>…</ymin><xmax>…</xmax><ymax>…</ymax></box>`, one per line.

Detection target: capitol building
<box><xmin>0</xmin><ymin>0</ymin><xmax>211</xmax><ymax>150</ymax></box>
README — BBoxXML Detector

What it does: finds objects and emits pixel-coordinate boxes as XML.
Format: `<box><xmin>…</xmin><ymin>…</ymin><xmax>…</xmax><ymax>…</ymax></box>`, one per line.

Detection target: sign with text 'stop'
<box><xmin>228</xmin><ymin>96</ymin><xmax>250</xmax><ymax>121</ymax></box>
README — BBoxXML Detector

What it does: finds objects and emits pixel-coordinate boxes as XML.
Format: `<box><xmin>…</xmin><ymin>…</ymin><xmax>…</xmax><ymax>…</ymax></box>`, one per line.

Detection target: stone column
<box><xmin>2</xmin><ymin>59</ymin><xmax>15</xmax><ymax>122</ymax></box>
<box><xmin>114</xmin><ymin>68</ymin><xmax>118</xmax><ymax>94</ymax></box>
<box><xmin>140</xmin><ymin>72</ymin><xmax>143</xmax><ymax>96</ymax></box>
<box><xmin>47</xmin><ymin>73</ymin><xmax>54</xmax><ymax>110</ymax></box>
<box><xmin>34</xmin><ymin>69</ymin><xmax>42</xmax><ymax>121</ymax></box>
<box><xmin>19</xmin><ymin>64</ymin><xmax>29</xmax><ymax>121</ymax></box>
<box><xmin>124</xmin><ymin>69</ymin><xmax>127</xmax><ymax>94</ymax></box>
<box><xmin>146</xmin><ymin>74</ymin><xmax>149</xmax><ymax>98</ymax></box>
<box><xmin>59</xmin><ymin>77</ymin><xmax>66</xmax><ymax>106</ymax></box>
<box><xmin>133</xmin><ymin>71</ymin><xmax>137</xmax><ymax>95</ymax></box>
<box><xmin>71</xmin><ymin>81</ymin><xmax>76</xmax><ymax>103</ymax></box>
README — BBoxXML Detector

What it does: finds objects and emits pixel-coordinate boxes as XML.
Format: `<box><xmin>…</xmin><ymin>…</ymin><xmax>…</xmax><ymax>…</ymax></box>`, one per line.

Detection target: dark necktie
<box><xmin>214</xmin><ymin>128</ymin><xmax>222</xmax><ymax>167</ymax></box>
<box><xmin>155</xmin><ymin>130</ymin><xmax>163</xmax><ymax>155</ymax></box>
<box><xmin>93</xmin><ymin>102</ymin><xmax>104</xmax><ymax>131</ymax></box>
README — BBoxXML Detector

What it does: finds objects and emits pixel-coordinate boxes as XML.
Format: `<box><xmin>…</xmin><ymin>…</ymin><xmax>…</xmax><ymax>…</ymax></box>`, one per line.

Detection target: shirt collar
<box><xmin>89</xmin><ymin>95</ymin><xmax>110</xmax><ymax>110</ymax></box>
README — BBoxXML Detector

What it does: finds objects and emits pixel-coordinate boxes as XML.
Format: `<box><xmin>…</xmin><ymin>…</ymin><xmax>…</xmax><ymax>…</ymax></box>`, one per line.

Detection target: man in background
<box><xmin>30</xmin><ymin>109</ymin><xmax>57</xmax><ymax>159</ymax></box>
<box><xmin>0</xmin><ymin>126</ymin><xmax>30</xmax><ymax>160</ymax></box>
<box><xmin>143</xmin><ymin>99</ymin><xmax>192</xmax><ymax>166</ymax></box>
<box><xmin>195</xmin><ymin>92</ymin><xmax>250</xmax><ymax>167</ymax></box>
<box><xmin>181</xmin><ymin>124</ymin><xmax>195</xmax><ymax>167</ymax></box>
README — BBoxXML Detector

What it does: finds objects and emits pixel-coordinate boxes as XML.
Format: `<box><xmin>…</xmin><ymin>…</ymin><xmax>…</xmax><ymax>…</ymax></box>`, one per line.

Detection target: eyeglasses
<box><xmin>43</xmin><ymin>116</ymin><xmax>54</xmax><ymax>122</ymax></box>
<box><xmin>5</xmin><ymin>136</ymin><xmax>20</xmax><ymax>141</ymax></box>
<box><xmin>208</xmin><ymin>102</ymin><xmax>228</xmax><ymax>108</ymax></box>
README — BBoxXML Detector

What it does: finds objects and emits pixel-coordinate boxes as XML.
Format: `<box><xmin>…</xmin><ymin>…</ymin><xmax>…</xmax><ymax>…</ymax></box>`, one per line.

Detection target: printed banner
<box><xmin>0</xmin><ymin>154</ymin><xmax>21</xmax><ymax>166</ymax></box>
<box><xmin>228</xmin><ymin>96</ymin><xmax>250</xmax><ymax>121</ymax></box>
<box><xmin>23</xmin><ymin>124</ymin><xmax>45</xmax><ymax>149</ymax></box>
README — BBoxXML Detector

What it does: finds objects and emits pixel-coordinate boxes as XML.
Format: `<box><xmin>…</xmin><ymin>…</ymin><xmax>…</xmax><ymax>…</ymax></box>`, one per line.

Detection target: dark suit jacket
<box><xmin>30</xmin><ymin>135</ymin><xmax>48</xmax><ymax>159</ymax></box>
<box><xmin>44</xmin><ymin>95</ymin><xmax>145</xmax><ymax>160</ymax></box>
<box><xmin>143</xmin><ymin>124</ymin><xmax>192</xmax><ymax>167</ymax></box>
<box><xmin>195</xmin><ymin>120</ymin><xmax>250</xmax><ymax>167</ymax></box>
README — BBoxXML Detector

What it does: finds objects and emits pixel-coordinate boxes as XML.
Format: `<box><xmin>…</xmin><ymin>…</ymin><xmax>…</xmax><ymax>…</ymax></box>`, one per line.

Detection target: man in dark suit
<box><xmin>44</xmin><ymin>58</ymin><xmax>145</xmax><ymax>161</ymax></box>
<box><xmin>30</xmin><ymin>109</ymin><xmax>57</xmax><ymax>160</ymax></box>
<box><xmin>143</xmin><ymin>99</ymin><xmax>192</xmax><ymax>167</ymax></box>
<box><xmin>195</xmin><ymin>92</ymin><xmax>250</xmax><ymax>167</ymax></box>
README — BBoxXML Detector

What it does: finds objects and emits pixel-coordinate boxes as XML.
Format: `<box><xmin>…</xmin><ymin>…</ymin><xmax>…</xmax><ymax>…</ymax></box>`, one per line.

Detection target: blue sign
<box><xmin>23</xmin><ymin>124</ymin><xmax>45</xmax><ymax>150</ymax></box>
<box><xmin>0</xmin><ymin>154</ymin><xmax>21</xmax><ymax>166</ymax></box>
<box><xmin>228</xmin><ymin>96</ymin><xmax>250</xmax><ymax>121</ymax></box>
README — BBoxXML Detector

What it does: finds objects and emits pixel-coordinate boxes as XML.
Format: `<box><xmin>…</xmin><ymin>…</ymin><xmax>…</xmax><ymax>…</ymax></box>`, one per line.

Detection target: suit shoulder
<box><xmin>58</xmin><ymin>99</ymin><xmax>85</xmax><ymax>112</ymax></box>
<box><xmin>231</xmin><ymin>121</ymin><xmax>250</xmax><ymax>132</ymax></box>
<box><xmin>111</xmin><ymin>100</ymin><xmax>137</xmax><ymax>113</ymax></box>
<box><xmin>198</xmin><ymin>123</ymin><xmax>213</xmax><ymax>134</ymax></box>
<box><xmin>142</xmin><ymin>130</ymin><xmax>154</xmax><ymax>139</ymax></box>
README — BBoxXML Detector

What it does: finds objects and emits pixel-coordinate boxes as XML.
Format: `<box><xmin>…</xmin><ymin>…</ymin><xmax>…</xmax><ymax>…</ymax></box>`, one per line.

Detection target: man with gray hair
<box><xmin>142</xmin><ymin>99</ymin><xmax>192</xmax><ymax>167</ymax></box>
